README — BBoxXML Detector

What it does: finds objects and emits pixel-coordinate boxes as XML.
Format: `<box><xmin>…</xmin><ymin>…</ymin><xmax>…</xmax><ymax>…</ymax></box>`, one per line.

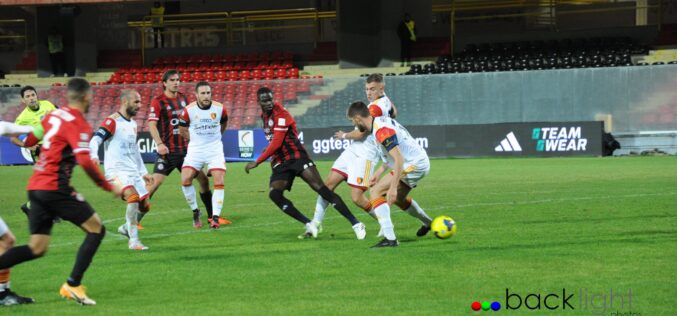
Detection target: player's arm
<box><xmin>178</xmin><ymin>108</ymin><xmax>190</xmax><ymax>142</ymax></box>
<box><xmin>335</xmin><ymin>128</ymin><xmax>369</xmax><ymax>141</ymax></box>
<box><xmin>64</xmin><ymin>125</ymin><xmax>115</xmax><ymax>193</ymax></box>
<box><xmin>245</xmin><ymin>127</ymin><xmax>286</xmax><ymax>173</ymax></box>
<box><xmin>0</xmin><ymin>121</ymin><xmax>33</xmax><ymax>137</ymax></box>
<box><xmin>9</xmin><ymin>113</ymin><xmax>30</xmax><ymax>146</ymax></box>
<box><xmin>375</xmin><ymin>126</ymin><xmax>402</xmax><ymax>204</ymax></box>
<box><xmin>89</xmin><ymin>118</ymin><xmax>115</xmax><ymax>164</ymax></box>
<box><xmin>218</xmin><ymin>102</ymin><xmax>228</xmax><ymax>133</ymax></box>
<box><xmin>147</xmin><ymin>99</ymin><xmax>168</xmax><ymax>155</ymax></box>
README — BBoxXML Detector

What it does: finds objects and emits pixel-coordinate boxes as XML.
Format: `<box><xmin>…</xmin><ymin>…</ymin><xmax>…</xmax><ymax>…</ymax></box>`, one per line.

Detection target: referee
<box><xmin>10</xmin><ymin>86</ymin><xmax>57</xmax><ymax>162</ymax></box>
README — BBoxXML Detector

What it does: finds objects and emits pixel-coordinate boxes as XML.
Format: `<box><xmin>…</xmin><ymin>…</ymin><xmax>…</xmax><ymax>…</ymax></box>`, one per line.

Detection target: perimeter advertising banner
<box><xmin>0</xmin><ymin>121</ymin><xmax>603</xmax><ymax>165</ymax></box>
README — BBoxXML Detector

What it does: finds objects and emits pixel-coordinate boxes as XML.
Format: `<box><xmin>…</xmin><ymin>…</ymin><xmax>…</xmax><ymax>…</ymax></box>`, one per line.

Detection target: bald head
<box><xmin>120</xmin><ymin>89</ymin><xmax>141</xmax><ymax>118</ymax></box>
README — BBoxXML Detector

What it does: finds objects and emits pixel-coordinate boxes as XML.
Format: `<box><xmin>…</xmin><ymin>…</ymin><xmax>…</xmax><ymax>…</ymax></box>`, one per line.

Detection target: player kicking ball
<box><xmin>347</xmin><ymin>101</ymin><xmax>434</xmax><ymax>248</ymax></box>
<box><xmin>89</xmin><ymin>89</ymin><xmax>153</xmax><ymax>250</ymax></box>
<box><xmin>178</xmin><ymin>81</ymin><xmax>230</xmax><ymax>228</ymax></box>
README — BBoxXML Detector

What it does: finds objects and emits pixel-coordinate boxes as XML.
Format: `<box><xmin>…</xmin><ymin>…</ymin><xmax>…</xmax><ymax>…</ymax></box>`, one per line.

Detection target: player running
<box><xmin>347</xmin><ymin>101</ymin><xmax>434</xmax><ymax>248</ymax></box>
<box><xmin>244</xmin><ymin>87</ymin><xmax>366</xmax><ymax>239</ymax></box>
<box><xmin>178</xmin><ymin>81</ymin><xmax>230</xmax><ymax>229</ymax></box>
<box><xmin>311</xmin><ymin>73</ymin><xmax>397</xmax><ymax>234</ymax></box>
<box><xmin>0</xmin><ymin>121</ymin><xmax>36</xmax><ymax>305</ymax></box>
<box><xmin>89</xmin><ymin>89</ymin><xmax>153</xmax><ymax>250</ymax></box>
<box><xmin>0</xmin><ymin>78</ymin><xmax>121</xmax><ymax>305</ymax></box>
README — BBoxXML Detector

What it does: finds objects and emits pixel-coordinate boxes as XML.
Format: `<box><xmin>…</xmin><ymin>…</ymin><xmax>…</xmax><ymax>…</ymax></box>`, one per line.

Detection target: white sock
<box><xmin>312</xmin><ymin>195</ymin><xmax>329</xmax><ymax>224</ymax></box>
<box><xmin>373</xmin><ymin>202</ymin><xmax>396</xmax><ymax>240</ymax></box>
<box><xmin>405</xmin><ymin>199</ymin><xmax>433</xmax><ymax>225</ymax></box>
<box><xmin>0</xmin><ymin>281</ymin><xmax>9</xmax><ymax>291</ymax></box>
<box><xmin>126</xmin><ymin>202</ymin><xmax>140</xmax><ymax>240</ymax></box>
<box><xmin>367</xmin><ymin>210</ymin><xmax>379</xmax><ymax>221</ymax></box>
<box><xmin>213</xmin><ymin>188</ymin><xmax>224</xmax><ymax>217</ymax></box>
<box><xmin>181</xmin><ymin>185</ymin><xmax>198</xmax><ymax>210</ymax></box>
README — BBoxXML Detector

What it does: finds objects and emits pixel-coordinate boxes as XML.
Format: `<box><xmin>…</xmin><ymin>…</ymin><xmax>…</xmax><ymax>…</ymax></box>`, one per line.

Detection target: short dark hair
<box><xmin>20</xmin><ymin>86</ymin><xmax>36</xmax><ymax>98</ymax></box>
<box><xmin>347</xmin><ymin>101</ymin><xmax>369</xmax><ymax>118</ymax></box>
<box><xmin>195</xmin><ymin>81</ymin><xmax>210</xmax><ymax>92</ymax></box>
<box><xmin>67</xmin><ymin>78</ymin><xmax>91</xmax><ymax>102</ymax></box>
<box><xmin>257</xmin><ymin>87</ymin><xmax>273</xmax><ymax>101</ymax></box>
<box><xmin>366</xmin><ymin>73</ymin><xmax>384</xmax><ymax>84</ymax></box>
<box><xmin>162</xmin><ymin>69</ymin><xmax>180</xmax><ymax>83</ymax></box>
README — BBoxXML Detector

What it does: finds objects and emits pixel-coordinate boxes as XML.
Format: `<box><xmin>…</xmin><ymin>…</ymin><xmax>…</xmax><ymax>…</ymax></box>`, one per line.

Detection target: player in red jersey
<box><xmin>245</xmin><ymin>87</ymin><xmax>364</xmax><ymax>238</ymax></box>
<box><xmin>146</xmin><ymin>70</ymin><xmax>224</xmax><ymax>228</ymax></box>
<box><xmin>0</xmin><ymin>78</ymin><xmax>121</xmax><ymax>305</ymax></box>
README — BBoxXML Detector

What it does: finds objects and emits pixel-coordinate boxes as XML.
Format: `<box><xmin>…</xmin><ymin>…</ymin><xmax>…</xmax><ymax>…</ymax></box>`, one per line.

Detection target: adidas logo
<box><xmin>494</xmin><ymin>132</ymin><xmax>522</xmax><ymax>152</ymax></box>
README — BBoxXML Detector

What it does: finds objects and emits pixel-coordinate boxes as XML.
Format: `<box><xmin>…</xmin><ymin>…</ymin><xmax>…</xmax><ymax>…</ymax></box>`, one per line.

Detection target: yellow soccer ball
<box><xmin>431</xmin><ymin>215</ymin><xmax>457</xmax><ymax>239</ymax></box>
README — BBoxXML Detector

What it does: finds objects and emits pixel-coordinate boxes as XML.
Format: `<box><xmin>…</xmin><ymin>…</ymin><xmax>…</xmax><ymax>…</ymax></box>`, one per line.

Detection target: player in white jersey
<box><xmin>89</xmin><ymin>89</ymin><xmax>152</xmax><ymax>250</ymax></box>
<box><xmin>178</xmin><ymin>81</ymin><xmax>230</xmax><ymax>229</ymax></box>
<box><xmin>347</xmin><ymin>101</ymin><xmax>434</xmax><ymax>248</ymax></box>
<box><xmin>0</xmin><ymin>121</ymin><xmax>35</xmax><ymax>305</ymax></box>
<box><xmin>311</xmin><ymin>74</ymin><xmax>398</xmax><ymax>238</ymax></box>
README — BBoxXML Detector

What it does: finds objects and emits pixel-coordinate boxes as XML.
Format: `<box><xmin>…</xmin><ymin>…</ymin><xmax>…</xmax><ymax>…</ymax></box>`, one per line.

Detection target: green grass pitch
<box><xmin>0</xmin><ymin>157</ymin><xmax>675</xmax><ymax>315</ymax></box>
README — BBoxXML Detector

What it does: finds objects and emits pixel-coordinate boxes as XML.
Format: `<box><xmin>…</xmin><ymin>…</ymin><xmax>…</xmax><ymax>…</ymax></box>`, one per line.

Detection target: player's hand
<box><xmin>91</xmin><ymin>157</ymin><xmax>100</xmax><ymax>165</ymax></box>
<box><xmin>143</xmin><ymin>174</ymin><xmax>154</xmax><ymax>186</ymax></box>
<box><xmin>157</xmin><ymin>143</ymin><xmax>169</xmax><ymax>155</ymax></box>
<box><xmin>334</xmin><ymin>130</ymin><xmax>346</xmax><ymax>139</ymax></box>
<box><xmin>386</xmin><ymin>186</ymin><xmax>398</xmax><ymax>205</ymax></box>
<box><xmin>244</xmin><ymin>162</ymin><xmax>258</xmax><ymax>174</ymax></box>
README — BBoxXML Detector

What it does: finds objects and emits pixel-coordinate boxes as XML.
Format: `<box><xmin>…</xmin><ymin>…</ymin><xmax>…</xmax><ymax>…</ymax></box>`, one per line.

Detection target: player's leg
<box><xmin>369</xmin><ymin>173</ymin><xmax>399</xmax><ymax>247</ymax></box>
<box><xmin>207</xmin><ymin>168</ymin><xmax>227</xmax><ymax>229</ymax></box>
<box><xmin>0</xmin><ymin>220</ymin><xmax>33</xmax><ymax>305</ymax></box>
<box><xmin>119</xmin><ymin>186</ymin><xmax>148</xmax><ymax>250</ymax></box>
<box><xmin>195</xmin><ymin>170</ymin><xmax>214</xmax><ymax>219</ymax></box>
<box><xmin>299</xmin><ymin>163</ymin><xmax>362</xmax><ymax>228</ymax></box>
<box><xmin>311</xmin><ymin>170</ymin><xmax>345</xmax><ymax>227</ymax></box>
<box><xmin>180</xmin><ymin>165</ymin><xmax>202</xmax><ymax>229</ymax></box>
<box><xmin>393</xmin><ymin>167</ymin><xmax>433</xmax><ymax>237</ymax></box>
<box><xmin>147</xmin><ymin>154</ymin><xmax>171</xmax><ymax>199</ymax></box>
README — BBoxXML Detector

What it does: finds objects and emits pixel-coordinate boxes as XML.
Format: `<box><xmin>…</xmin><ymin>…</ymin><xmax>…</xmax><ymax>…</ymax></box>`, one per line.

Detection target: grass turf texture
<box><xmin>0</xmin><ymin>157</ymin><xmax>675</xmax><ymax>315</ymax></box>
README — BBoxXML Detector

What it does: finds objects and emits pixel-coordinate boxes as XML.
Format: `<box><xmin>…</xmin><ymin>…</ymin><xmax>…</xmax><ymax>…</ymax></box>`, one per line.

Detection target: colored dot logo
<box><xmin>471</xmin><ymin>301</ymin><xmax>501</xmax><ymax>312</ymax></box>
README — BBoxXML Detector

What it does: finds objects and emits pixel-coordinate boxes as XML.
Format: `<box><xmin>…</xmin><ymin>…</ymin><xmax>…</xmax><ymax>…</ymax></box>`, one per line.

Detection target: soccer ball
<box><xmin>431</xmin><ymin>215</ymin><xmax>457</xmax><ymax>239</ymax></box>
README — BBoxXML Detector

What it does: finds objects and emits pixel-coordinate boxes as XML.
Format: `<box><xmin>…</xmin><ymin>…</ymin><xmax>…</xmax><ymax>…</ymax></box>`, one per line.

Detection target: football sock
<box><xmin>372</xmin><ymin>197</ymin><xmax>396</xmax><ymax>240</ymax></box>
<box><xmin>200</xmin><ymin>190</ymin><xmax>213</xmax><ymax>218</ymax></box>
<box><xmin>181</xmin><ymin>185</ymin><xmax>198</xmax><ymax>210</ymax></box>
<box><xmin>68</xmin><ymin>226</ymin><xmax>106</xmax><ymax>287</ymax></box>
<box><xmin>312</xmin><ymin>195</ymin><xmax>329</xmax><ymax>224</ymax></box>
<box><xmin>0</xmin><ymin>245</ymin><xmax>38</xmax><ymax>270</ymax></box>
<box><xmin>0</xmin><ymin>270</ymin><xmax>9</xmax><ymax>292</ymax></box>
<box><xmin>318</xmin><ymin>186</ymin><xmax>360</xmax><ymax>226</ymax></box>
<box><xmin>126</xmin><ymin>196</ymin><xmax>140</xmax><ymax>241</ymax></box>
<box><xmin>213</xmin><ymin>186</ymin><xmax>224</xmax><ymax>217</ymax></box>
<box><xmin>269</xmin><ymin>189</ymin><xmax>310</xmax><ymax>224</ymax></box>
<box><xmin>401</xmin><ymin>197</ymin><xmax>432</xmax><ymax>225</ymax></box>
<box><xmin>368</xmin><ymin>210</ymin><xmax>379</xmax><ymax>221</ymax></box>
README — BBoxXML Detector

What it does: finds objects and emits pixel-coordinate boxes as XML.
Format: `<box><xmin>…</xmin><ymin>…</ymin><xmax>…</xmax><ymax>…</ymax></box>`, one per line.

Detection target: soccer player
<box><xmin>9</xmin><ymin>85</ymin><xmax>58</xmax><ymax>161</ymax></box>
<box><xmin>244</xmin><ymin>88</ymin><xmax>365</xmax><ymax>239</ymax></box>
<box><xmin>0</xmin><ymin>121</ymin><xmax>36</xmax><ymax>305</ymax></box>
<box><xmin>9</xmin><ymin>86</ymin><xmax>57</xmax><ymax>217</ymax></box>
<box><xmin>146</xmin><ymin>70</ymin><xmax>224</xmax><ymax>228</ymax></box>
<box><xmin>312</xmin><ymin>73</ymin><xmax>398</xmax><ymax>234</ymax></box>
<box><xmin>347</xmin><ymin>101</ymin><xmax>434</xmax><ymax>248</ymax></box>
<box><xmin>178</xmin><ymin>81</ymin><xmax>230</xmax><ymax>229</ymax></box>
<box><xmin>0</xmin><ymin>78</ymin><xmax>122</xmax><ymax>305</ymax></box>
<box><xmin>89</xmin><ymin>89</ymin><xmax>153</xmax><ymax>250</ymax></box>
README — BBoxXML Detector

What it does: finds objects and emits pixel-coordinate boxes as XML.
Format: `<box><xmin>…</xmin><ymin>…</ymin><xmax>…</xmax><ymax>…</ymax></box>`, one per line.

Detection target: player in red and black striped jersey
<box><xmin>146</xmin><ymin>70</ymin><xmax>218</xmax><ymax>227</ymax></box>
<box><xmin>244</xmin><ymin>88</ymin><xmax>363</xmax><ymax>238</ymax></box>
<box><xmin>0</xmin><ymin>78</ymin><xmax>122</xmax><ymax>305</ymax></box>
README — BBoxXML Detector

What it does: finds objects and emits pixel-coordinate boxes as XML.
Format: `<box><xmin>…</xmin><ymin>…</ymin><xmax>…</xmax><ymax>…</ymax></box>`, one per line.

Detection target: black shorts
<box><xmin>153</xmin><ymin>153</ymin><xmax>186</xmax><ymax>176</ymax></box>
<box><xmin>28</xmin><ymin>190</ymin><xmax>96</xmax><ymax>235</ymax></box>
<box><xmin>270</xmin><ymin>158</ymin><xmax>316</xmax><ymax>191</ymax></box>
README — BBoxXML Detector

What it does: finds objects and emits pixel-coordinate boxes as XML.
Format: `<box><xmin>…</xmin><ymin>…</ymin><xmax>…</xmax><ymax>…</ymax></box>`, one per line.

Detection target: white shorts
<box><xmin>108</xmin><ymin>172</ymin><xmax>149</xmax><ymax>199</ymax></box>
<box><xmin>331</xmin><ymin>149</ymin><xmax>377</xmax><ymax>190</ymax></box>
<box><xmin>397</xmin><ymin>158</ymin><xmax>430</xmax><ymax>189</ymax></box>
<box><xmin>0</xmin><ymin>216</ymin><xmax>9</xmax><ymax>237</ymax></box>
<box><xmin>183</xmin><ymin>150</ymin><xmax>226</xmax><ymax>175</ymax></box>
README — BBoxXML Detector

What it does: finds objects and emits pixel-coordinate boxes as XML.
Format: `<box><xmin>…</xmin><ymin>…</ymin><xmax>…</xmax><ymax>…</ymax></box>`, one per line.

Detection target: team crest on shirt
<box><xmin>166</xmin><ymin>106</ymin><xmax>172</xmax><ymax>110</ymax></box>
<box><xmin>357</xmin><ymin>177</ymin><xmax>363</xmax><ymax>184</ymax></box>
<box><xmin>211</xmin><ymin>113</ymin><xmax>217</xmax><ymax>120</ymax></box>
<box><xmin>181</xmin><ymin>100</ymin><xmax>186</xmax><ymax>107</ymax></box>
<box><xmin>80</xmin><ymin>133</ymin><xmax>89</xmax><ymax>141</ymax></box>
<box><xmin>268</xmin><ymin>119</ymin><xmax>274</xmax><ymax>127</ymax></box>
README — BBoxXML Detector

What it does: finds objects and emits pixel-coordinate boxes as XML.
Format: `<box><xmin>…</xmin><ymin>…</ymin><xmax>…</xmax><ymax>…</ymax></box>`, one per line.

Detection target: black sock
<box><xmin>318</xmin><ymin>186</ymin><xmax>360</xmax><ymax>225</ymax></box>
<box><xmin>0</xmin><ymin>245</ymin><xmax>37</xmax><ymax>270</ymax></box>
<box><xmin>200</xmin><ymin>191</ymin><xmax>213</xmax><ymax>218</ymax></box>
<box><xmin>68</xmin><ymin>226</ymin><xmax>105</xmax><ymax>287</ymax></box>
<box><xmin>269</xmin><ymin>189</ymin><xmax>310</xmax><ymax>224</ymax></box>
<box><xmin>20</xmin><ymin>202</ymin><xmax>30</xmax><ymax>217</ymax></box>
